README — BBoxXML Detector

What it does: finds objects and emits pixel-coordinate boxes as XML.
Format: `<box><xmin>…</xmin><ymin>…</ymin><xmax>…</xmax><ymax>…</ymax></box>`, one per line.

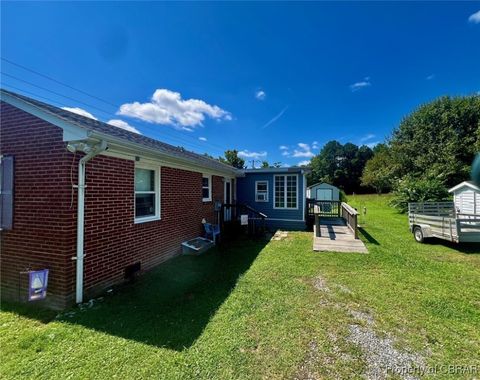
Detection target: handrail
<box><xmin>222</xmin><ymin>203</ymin><xmax>267</xmax><ymax>219</ymax></box>
<box><xmin>220</xmin><ymin>202</ymin><xmax>267</xmax><ymax>237</ymax></box>
<box><xmin>341</xmin><ymin>202</ymin><xmax>358</xmax><ymax>239</ymax></box>
<box><xmin>306</xmin><ymin>199</ymin><xmax>341</xmax><ymax>218</ymax></box>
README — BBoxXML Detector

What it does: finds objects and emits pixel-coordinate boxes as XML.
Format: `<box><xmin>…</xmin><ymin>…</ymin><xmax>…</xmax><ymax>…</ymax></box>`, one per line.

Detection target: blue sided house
<box><xmin>236</xmin><ymin>167</ymin><xmax>309</xmax><ymax>230</ymax></box>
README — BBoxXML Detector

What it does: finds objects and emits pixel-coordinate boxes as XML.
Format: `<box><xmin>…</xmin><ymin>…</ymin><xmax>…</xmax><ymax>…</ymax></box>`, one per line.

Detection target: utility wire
<box><xmin>1</xmin><ymin>57</ymin><xmax>118</xmax><ymax>108</ymax></box>
<box><xmin>1</xmin><ymin>58</ymin><xmax>230</xmax><ymax>154</ymax></box>
<box><xmin>1</xmin><ymin>72</ymin><xmax>115</xmax><ymax>117</ymax></box>
<box><xmin>0</xmin><ymin>81</ymin><xmax>226</xmax><ymax>155</ymax></box>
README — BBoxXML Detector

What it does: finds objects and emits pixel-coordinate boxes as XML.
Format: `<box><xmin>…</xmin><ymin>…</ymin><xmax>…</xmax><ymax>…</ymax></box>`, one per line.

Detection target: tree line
<box><xmin>213</xmin><ymin>94</ymin><xmax>480</xmax><ymax>211</ymax></box>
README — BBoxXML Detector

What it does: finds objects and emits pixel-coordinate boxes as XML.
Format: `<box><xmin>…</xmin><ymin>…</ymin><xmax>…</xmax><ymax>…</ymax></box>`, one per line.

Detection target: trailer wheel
<box><xmin>413</xmin><ymin>226</ymin><xmax>424</xmax><ymax>243</ymax></box>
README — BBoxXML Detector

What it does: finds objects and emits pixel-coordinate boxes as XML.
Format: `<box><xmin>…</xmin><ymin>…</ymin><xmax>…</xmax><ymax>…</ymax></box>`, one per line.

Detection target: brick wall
<box><xmin>0</xmin><ymin>102</ymin><xmax>228</xmax><ymax>309</ymax></box>
<box><xmin>0</xmin><ymin>102</ymin><xmax>76</xmax><ymax>309</ymax></box>
<box><xmin>81</xmin><ymin>156</ymin><xmax>225</xmax><ymax>296</ymax></box>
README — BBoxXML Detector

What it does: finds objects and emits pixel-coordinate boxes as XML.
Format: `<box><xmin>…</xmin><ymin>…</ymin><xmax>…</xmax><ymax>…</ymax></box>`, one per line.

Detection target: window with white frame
<box><xmin>202</xmin><ymin>175</ymin><xmax>212</xmax><ymax>202</ymax></box>
<box><xmin>274</xmin><ymin>174</ymin><xmax>298</xmax><ymax>209</ymax></box>
<box><xmin>134</xmin><ymin>166</ymin><xmax>160</xmax><ymax>222</ymax></box>
<box><xmin>255</xmin><ymin>181</ymin><xmax>268</xmax><ymax>202</ymax></box>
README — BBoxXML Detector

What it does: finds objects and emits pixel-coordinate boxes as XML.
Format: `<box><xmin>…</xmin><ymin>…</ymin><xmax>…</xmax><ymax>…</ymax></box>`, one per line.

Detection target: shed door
<box><xmin>316</xmin><ymin>188</ymin><xmax>333</xmax><ymax>201</ymax></box>
<box><xmin>456</xmin><ymin>190</ymin><xmax>475</xmax><ymax>214</ymax></box>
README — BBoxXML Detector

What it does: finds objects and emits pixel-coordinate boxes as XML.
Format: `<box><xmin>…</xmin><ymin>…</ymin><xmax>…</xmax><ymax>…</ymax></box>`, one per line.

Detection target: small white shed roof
<box><xmin>448</xmin><ymin>181</ymin><xmax>480</xmax><ymax>193</ymax></box>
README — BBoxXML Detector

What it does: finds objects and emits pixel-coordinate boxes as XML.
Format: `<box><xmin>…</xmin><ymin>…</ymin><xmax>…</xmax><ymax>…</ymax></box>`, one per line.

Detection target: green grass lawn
<box><xmin>1</xmin><ymin>195</ymin><xmax>479</xmax><ymax>379</ymax></box>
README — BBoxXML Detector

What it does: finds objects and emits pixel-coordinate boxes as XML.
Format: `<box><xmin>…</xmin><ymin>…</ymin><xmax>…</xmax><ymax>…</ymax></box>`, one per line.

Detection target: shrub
<box><xmin>339</xmin><ymin>190</ymin><xmax>348</xmax><ymax>203</ymax></box>
<box><xmin>389</xmin><ymin>176</ymin><xmax>450</xmax><ymax>213</ymax></box>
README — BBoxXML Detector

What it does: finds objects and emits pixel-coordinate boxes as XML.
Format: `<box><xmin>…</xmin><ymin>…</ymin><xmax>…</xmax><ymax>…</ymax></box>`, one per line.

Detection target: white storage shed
<box><xmin>449</xmin><ymin>181</ymin><xmax>480</xmax><ymax>215</ymax></box>
<box><xmin>306</xmin><ymin>182</ymin><xmax>340</xmax><ymax>201</ymax></box>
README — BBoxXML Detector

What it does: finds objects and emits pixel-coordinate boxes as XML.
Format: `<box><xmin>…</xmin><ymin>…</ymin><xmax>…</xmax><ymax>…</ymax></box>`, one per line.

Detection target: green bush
<box><xmin>389</xmin><ymin>176</ymin><xmax>450</xmax><ymax>213</ymax></box>
<box><xmin>339</xmin><ymin>190</ymin><xmax>348</xmax><ymax>203</ymax></box>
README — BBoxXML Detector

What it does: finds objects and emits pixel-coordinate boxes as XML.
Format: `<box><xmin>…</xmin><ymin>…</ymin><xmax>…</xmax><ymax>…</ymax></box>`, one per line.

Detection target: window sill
<box><xmin>202</xmin><ymin>199</ymin><xmax>212</xmax><ymax>203</ymax></box>
<box><xmin>134</xmin><ymin>215</ymin><xmax>161</xmax><ymax>224</ymax></box>
<box><xmin>255</xmin><ymin>200</ymin><xmax>269</xmax><ymax>203</ymax></box>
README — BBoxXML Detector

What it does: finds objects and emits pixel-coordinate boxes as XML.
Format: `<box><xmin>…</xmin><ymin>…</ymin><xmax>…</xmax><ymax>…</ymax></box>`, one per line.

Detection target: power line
<box><xmin>1</xmin><ymin>58</ymin><xmax>231</xmax><ymax>154</ymax></box>
<box><xmin>1</xmin><ymin>72</ymin><xmax>115</xmax><ymax>117</ymax></box>
<box><xmin>1</xmin><ymin>57</ymin><xmax>118</xmax><ymax>108</ymax></box>
<box><xmin>0</xmin><ymin>81</ymin><xmax>227</xmax><ymax>155</ymax></box>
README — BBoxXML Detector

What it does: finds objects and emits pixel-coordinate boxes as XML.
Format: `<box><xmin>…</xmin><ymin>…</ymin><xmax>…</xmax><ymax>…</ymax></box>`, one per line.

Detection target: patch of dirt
<box><xmin>350</xmin><ymin>310</ymin><xmax>375</xmax><ymax>326</ymax></box>
<box><xmin>309</xmin><ymin>274</ymin><xmax>426</xmax><ymax>380</ymax></box>
<box><xmin>312</xmin><ymin>276</ymin><xmax>330</xmax><ymax>292</ymax></box>
<box><xmin>347</xmin><ymin>310</ymin><xmax>425</xmax><ymax>380</ymax></box>
<box><xmin>335</xmin><ymin>284</ymin><xmax>353</xmax><ymax>295</ymax></box>
<box><xmin>294</xmin><ymin>341</ymin><xmax>320</xmax><ymax>380</ymax></box>
<box><xmin>271</xmin><ymin>230</ymin><xmax>289</xmax><ymax>241</ymax></box>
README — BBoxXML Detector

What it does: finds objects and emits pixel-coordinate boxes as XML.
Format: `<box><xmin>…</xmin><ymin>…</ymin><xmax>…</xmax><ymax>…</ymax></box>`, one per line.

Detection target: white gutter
<box><xmin>71</xmin><ymin>140</ymin><xmax>108</xmax><ymax>304</ymax></box>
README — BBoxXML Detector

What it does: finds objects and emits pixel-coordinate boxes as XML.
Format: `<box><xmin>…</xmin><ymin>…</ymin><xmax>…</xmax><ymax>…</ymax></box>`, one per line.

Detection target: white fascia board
<box><xmin>1</xmin><ymin>91</ymin><xmax>91</xmax><ymax>141</ymax></box>
<box><xmin>448</xmin><ymin>181</ymin><xmax>480</xmax><ymax>193</ymax></box>
<box><xmin>1</xmin><ymin>92</ymin><xmax>240</xmax><ymax>178</ymax></box>
<box><xmin>96</xmin><ymin>137</ymin><xmax>239</xmax><ymax>178</ymax></box>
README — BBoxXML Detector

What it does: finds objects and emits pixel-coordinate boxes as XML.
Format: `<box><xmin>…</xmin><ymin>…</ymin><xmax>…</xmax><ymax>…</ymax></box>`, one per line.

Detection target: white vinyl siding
<box><xmin>255</xmin><ymin>181</ymin><xmax>268</xmax><ymax>202</ymax></box>
<box><xmin>274</xmin><ymin>174</ymin><xmax>298</xmax><ymax>209</ymax></box>
<box><xmin>455</xmin><ymin>189</ymin><xmax>476</xmax><ymax>214</ymax></box>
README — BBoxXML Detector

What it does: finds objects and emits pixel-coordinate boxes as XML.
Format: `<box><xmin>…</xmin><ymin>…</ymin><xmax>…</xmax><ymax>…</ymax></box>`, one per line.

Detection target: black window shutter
<box><xmin>0</xmin><ymin>155</ymin><xmax>14</xmax><ymax>230</ymax></box>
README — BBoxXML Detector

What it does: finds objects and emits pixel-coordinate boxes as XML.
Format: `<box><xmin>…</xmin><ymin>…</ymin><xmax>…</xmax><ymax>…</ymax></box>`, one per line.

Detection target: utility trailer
<box><xmin>408</xmin><ymin>202</ymin><xmax>480</xmax><ymax>243</ymax></box>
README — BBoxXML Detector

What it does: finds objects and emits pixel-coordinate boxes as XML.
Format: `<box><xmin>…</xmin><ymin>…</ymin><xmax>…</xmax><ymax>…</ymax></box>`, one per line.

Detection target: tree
<box><xmin>389</xmin><ymin>176</ymin><xmax>449</xmax><ymax>213</ymax></box>
<box><xmin>309</xmin><ymin>141</ymin><xmax>373</xmax><ymax>193</ymax></box>
<box><xmin>272</xmin><ymin>162</ymin><xmax>282</xmax><ymax>168</ymax></box>
<box><xmin>390</xmin><ymin>95</ymin><xmax>480</xmax><ymax>188</ymax></box>
<box><xmin>219</xmin><ymin>150</ymin><xmax>245</xmax><ymax>169</ymax></box>
<box><xmin>261</xmin><ymin>161</ymin><xmax>270</xmax><ymax>168</ymax></box>
<box><xmin>361</xmin><ymin>144</ymin><xmax>395</xmax><ymax>194</ymax></box>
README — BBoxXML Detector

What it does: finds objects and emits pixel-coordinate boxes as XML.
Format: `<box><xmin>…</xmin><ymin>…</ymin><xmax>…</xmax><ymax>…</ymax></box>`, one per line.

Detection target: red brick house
<box><xmin>0</xmin><ymin>89</ymin><xmax>240</xmax><ymax>309</ymax></box>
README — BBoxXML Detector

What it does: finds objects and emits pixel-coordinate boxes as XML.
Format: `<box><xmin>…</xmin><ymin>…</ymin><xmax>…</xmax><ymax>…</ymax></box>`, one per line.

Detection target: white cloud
<box><xmin>261</xmin><ymin>106</ymin><xmax>289</xmax><ymax>129</ymax></box>
<box><xmin>292</xmin><ymin>143</ymin><xmax>315</xmax><ymax>158</ymax></box>
<box><xmin>279</xmin><ymin>145</ymin><xmax>288</xmax><ymax>150</ymax></box>
<box><xmin>426</xmin><ymin>74</ymin><xmax>435</xmax><ymax>80</ymax></box>
<box><xmin>298</xmin><ymin>160</ymin><xmax>310</xmax><ymax>166</ymax></box>
<box><xmin>117</xmin><ymin>89</ymin><xmax>232</xmax><ymax>131</ymax></box>
<box><xmin>107</xmin><ymin>119</ymin><xmax>141</xmax><ymax>134</ymax></box>
<box><xmin>255</xmin><ymin>90</ymin><xmax>266</xmax><ymax>100</ymax></box>
<box><xmin>350</xmin><ymin>77</ymin><xmax>371</xmax><ymax>92</ymax></box>
<box><xmin>359</xmin><ymin>133</ymin><xmax>376</xmax><ymax>143</ymax></box>
<box><xmin>312</xmin><ymin>141</ymin><xmax>320</xmax><ymax>149</ymax></box>
<box><xmin>281</xmin><ymin>150</ymin><xmax>290</xmax><ymax>157</ymax></box>
<box><xmin>366</xmin><ymin>141</ymin><xmax>380</xmax><ymax>149</ymax></box>
<box><xmin>238</xmin><ymin>150</ymin><xmax>267</xmax><ymax>159</ymax></box>
<box><xmin>468</xmin><ymin>10</ymin><xmax>480</xmax><ymax>23</ymax></box>
<box><xmin>62</xmin><ymin>107</ymin><xmax>97</xmax><ymax>120</ymax></box>
<box><xmin>198</xmin><ymin>137</ymin><xmax>207</xmax><ymax>141</ymax></box>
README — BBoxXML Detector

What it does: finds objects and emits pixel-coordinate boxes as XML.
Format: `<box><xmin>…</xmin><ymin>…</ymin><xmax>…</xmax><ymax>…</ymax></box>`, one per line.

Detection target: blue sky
<box><xmin>2</xmin><ymin>2</ymin><xmax>479</xmax><ymax>167</ymax></box>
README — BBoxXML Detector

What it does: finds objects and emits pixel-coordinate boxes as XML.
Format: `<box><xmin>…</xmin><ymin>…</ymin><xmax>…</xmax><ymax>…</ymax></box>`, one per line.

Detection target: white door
<box><xmin>224</xmin><ymin>179</ymin><xmax>232</xmax><ymax>221</ymax></box>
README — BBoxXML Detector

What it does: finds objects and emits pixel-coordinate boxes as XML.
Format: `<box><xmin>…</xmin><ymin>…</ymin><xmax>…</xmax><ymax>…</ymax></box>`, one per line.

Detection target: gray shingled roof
<box><xmin>1</xmin><ymin>88</ymin><xmax>239</xmax><ymax>174</ymax></box>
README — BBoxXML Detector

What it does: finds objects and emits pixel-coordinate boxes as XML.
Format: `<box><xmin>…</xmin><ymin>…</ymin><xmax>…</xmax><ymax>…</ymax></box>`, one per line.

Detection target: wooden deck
<box><xmin>313</xmin><ymin>217</ymin><xmax>368</xmax><ymax>253</ymax></box>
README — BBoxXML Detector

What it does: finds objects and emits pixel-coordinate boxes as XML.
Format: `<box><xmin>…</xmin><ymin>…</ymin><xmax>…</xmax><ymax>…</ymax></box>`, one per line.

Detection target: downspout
<box><xmin>73</xmin><ymin>140</ymin><xmax>108</xmax><ymax>304</ymax></box>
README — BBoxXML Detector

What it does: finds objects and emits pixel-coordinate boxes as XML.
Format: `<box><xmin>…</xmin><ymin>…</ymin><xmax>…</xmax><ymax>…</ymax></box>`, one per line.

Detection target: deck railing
<box><xmin>306</xmin><ymin>199</ymin><xmax>341</xmax><ymax>220</ymax></box>
<box><xmin>341</xmin><ymin>202</ymin><xmax>359</xmax><ymax>239</ymax></box>
<box><xmin>220</xmin><ymin>203</ymin><xmax>267</xmax><ymax>236</ymax></box>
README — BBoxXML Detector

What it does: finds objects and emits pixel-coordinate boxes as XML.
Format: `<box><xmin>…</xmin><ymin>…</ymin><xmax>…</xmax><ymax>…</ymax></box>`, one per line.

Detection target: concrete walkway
<box><xmin>313</xmin><ymin>217</ymin><xmax>368</xmax><ymax>253</ymax></box>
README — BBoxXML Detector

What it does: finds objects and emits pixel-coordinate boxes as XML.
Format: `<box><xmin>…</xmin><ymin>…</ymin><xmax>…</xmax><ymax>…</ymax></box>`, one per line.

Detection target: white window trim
<box><xmin>273</xmin><ymin>174</ymin><xmax>299</xmax><ymax>210</ymax></box>
<box><xmin>134</xmin><ymin>164</ymin><xmax>161</xmax><ymax>224</ymax></box>
<box><xmin>255</xmin><ymin>180</ymin><xmax>269</xmax><ymax>202</ymax></box>
<box><xmin>202</xmin><ymin>174</ymin><xmax>212</xmax><ymax>202</ymax></box>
